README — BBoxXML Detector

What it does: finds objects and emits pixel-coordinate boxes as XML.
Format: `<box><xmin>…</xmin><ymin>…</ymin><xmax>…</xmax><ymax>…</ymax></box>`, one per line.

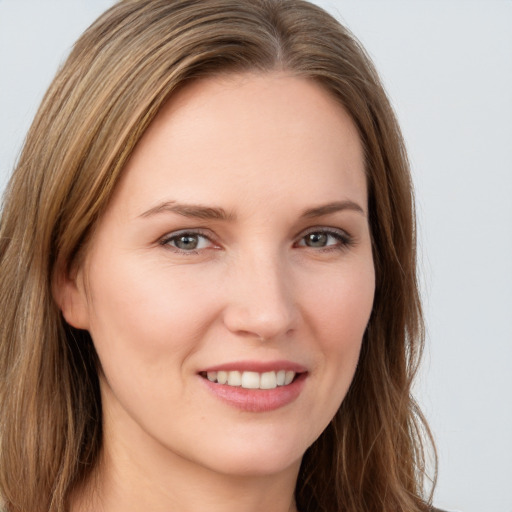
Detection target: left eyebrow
<box><xmin>301</xmin><ymin>200</ymin><xmax>366</xmax><ymax>218</ymax></box>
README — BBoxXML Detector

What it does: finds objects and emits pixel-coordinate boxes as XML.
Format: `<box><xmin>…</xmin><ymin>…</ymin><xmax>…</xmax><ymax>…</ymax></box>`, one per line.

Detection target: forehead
<box><xmin>109</xmin><ymin>72</ymin><xmax>366</xmax><ymax>218</ymax></box>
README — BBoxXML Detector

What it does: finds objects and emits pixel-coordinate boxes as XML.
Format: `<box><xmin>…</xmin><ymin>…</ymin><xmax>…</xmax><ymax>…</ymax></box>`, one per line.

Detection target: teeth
<box><xmin>260</xmin><ymin>371</ymin><xmax>277</xmax><ymax>389</ymax></box>
<box><xmin>227</xmin><ymin>370</ymin><xmax>241</xmax><ymax>386</ymax></box>
<box><xmin>241</xmin><ymin>371</ymin><xmax>260</xmax><ymax>389</ymax></box>
<box><xmin>204</xmin><ymin>370</ymin><xmax>297</xmax><ymax>389</ymax></box>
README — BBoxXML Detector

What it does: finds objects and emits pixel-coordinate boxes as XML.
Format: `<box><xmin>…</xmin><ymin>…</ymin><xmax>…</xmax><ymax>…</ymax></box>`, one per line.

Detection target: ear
<box><xmin>52</xmin><ymin>262</ymin><xmax>90</xmax><ymax>330</ymax></box>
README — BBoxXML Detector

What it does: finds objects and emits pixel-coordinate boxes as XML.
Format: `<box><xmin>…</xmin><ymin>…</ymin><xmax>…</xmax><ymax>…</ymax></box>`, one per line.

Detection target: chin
<box><xmin>175</xmin><ymin>427</ymin><xmax>313</xmax><ymax>478</ymax></box>
<box><xmin>202</xmin><ymin>450</ymin><xmax>303</xmax><ymax>479</ymax></box>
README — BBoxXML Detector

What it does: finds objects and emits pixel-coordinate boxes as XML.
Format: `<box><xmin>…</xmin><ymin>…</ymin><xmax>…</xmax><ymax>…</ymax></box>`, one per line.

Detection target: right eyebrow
<box><xmin>139</xmin><ymin>200</ymin><xmax>236</xmax><ymax>221</ymax></box>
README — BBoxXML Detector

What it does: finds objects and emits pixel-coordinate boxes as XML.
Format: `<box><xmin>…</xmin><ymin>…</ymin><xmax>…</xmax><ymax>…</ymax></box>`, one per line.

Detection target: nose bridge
<box><xmin>223</xmin><ymin>246</ymin><xmax>297</xmax><ymax>340</ymax></box>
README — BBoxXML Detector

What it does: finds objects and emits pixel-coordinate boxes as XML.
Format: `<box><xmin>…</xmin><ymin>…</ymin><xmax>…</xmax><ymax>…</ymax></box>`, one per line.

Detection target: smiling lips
<box><xmin>200</xmin><ymin>364</ymin><xmax>307</xmax><ymax>412</ymax></box>
<box><xmin>205</xmin><ymin>370</ymin><xmax>296</xmax><ymax>390</ymax></box>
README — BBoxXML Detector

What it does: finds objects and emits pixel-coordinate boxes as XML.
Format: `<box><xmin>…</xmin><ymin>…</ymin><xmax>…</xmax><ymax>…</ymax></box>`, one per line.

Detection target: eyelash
<box><xmin>159</xmin><ymin>227</ymin><xmax>354</xmax><ymax>255</ymax></box>
<box><xmin>159</xmin><ymin>229</ymin><xmax>215</xmax><ymax>255</ymax></box>
<box><xmin>295</xmin><ymin>227</ymin><xmax>354</xmax><ymax>252</ymax></box>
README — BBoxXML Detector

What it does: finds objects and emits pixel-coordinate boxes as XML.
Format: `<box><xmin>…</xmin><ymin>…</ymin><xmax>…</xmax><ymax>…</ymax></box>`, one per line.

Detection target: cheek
<box><xmin>303</xmin><ymin>260</ymin><xmax>375</xmax><ymax>346</ymax></box>
<box><xmin>299</xmin><ymin>259</ymin><xmax>374</xmax><ymax>422</ymax></box>
<box><xmin>84</xmin><ymin>255</ymin><xmax>222</xmax><ymax>370</ymax></box>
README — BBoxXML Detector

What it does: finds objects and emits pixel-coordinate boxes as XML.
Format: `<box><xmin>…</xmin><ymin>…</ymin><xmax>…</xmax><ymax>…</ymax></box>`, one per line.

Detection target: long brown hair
<box><xmin>0</xmin><ymin>1</ymin><xmax>436</xmax><ymax>511</ymax></box>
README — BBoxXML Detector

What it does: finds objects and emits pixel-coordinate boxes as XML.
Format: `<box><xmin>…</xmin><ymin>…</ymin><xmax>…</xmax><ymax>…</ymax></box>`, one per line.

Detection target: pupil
<box><xmin>176</xmin><ymin>235</ymin><xmax>198</xmax><ymax>250</ymax></box>
<box><xmin>307</xmin><ymin>232</ymin><xmax>327</xmax><ymax>247</ymax></box>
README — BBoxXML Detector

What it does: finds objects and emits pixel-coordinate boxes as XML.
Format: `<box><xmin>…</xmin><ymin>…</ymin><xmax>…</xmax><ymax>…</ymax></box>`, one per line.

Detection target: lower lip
<box><xmin>201</xmin><ymin>373</ymin><xmax>307</xmax><ymax>412</ymax></box>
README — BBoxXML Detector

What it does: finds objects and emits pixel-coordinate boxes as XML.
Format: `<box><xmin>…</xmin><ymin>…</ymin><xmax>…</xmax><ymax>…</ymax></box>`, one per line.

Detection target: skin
<box><xmin>57</xmin><ymin>72</ymin><xmax>375</xmax><ymax>512</ymax></box>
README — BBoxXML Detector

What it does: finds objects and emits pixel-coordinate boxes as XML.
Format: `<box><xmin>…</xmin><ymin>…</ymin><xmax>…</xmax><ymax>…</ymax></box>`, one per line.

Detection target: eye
<box><xmin>160</xmin><ymin>230</ymin><xmax>214</xmax><ymax>253</ymax></box>
<box><xmin>296</xmin><ymin>228</ymin><xmax>352</xmax><ymax>250</ymax></box>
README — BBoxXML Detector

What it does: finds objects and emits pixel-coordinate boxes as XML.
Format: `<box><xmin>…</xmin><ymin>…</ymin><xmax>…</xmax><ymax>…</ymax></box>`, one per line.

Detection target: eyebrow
<box><xmin>301</xmin><ymin>200</ymin><xmax>366</xmax><ymax>218</ymax></box>
<box><xmin>139</xmin><ymin>201</ymin><xmax>234</xmax><ymax>221</ymax></box>
<box><xmin>139</xmin><ymin>199</ymin><xmax>365</xmax><ymax>221</ymax></box>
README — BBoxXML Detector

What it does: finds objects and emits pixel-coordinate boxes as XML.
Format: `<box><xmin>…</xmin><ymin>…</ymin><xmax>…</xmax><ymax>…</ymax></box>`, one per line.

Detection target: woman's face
<box><xmin>60</xmin><ymin>73</ymin><xmax>375</xmax><ymax>478</ymax></box>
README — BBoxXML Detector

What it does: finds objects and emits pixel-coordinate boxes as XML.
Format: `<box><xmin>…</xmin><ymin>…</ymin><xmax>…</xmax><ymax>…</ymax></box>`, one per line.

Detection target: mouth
<box><xmin>200</xmin><ymin>369</ymin><xmax>299</xmax><ymax>390</ymax></box>
<box><xmin>198</xmin><ymin>361</ymin><xmax>308</xmax><ymax>412</ymax></box>
<box><xmin>198</xmin><ymin>364</ymin><xmax>307</xmax><ymax>412</ymax></box>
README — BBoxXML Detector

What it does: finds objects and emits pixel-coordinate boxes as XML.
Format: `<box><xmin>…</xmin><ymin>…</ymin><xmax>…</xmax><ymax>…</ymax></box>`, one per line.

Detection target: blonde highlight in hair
<box><xmin>0</xmin><ymin>1</ymin><xmax>436</xmax><ymax>511</ymax></box>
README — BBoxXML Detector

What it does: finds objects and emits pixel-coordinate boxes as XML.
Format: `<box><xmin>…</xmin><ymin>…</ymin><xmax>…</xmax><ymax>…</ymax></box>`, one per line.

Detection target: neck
<box><xmin>72</xmin><ymin>451</ymin><xmax>300</xmax><ymax>512</ymax></box>
<box><xmin>71</xmin><ymin>407</ymin><xmax>300</xmax><ymax>512</ymax></box>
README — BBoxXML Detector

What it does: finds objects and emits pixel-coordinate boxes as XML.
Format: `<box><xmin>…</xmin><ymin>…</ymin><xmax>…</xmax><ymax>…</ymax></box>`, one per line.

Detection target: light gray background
<box><xmin>1</xmin><ymin>1</ymin><xmax>511</xmax><ymax>511</ymax></box>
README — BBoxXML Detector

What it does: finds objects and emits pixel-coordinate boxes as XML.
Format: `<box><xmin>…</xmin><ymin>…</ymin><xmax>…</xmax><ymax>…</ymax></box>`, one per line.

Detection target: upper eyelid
<box><xmin>159</xmin><ymin>228</ymin><xmax>216</xmax><ymax>246</ymax></box>
<box><xmin>295</xmin><ymin>225</ymin><xmax>351</xmax><ymax>239</ymax></box>
<box><xmin>160</xmin><ymin>227</ymin><xmax>214</xmax><ymax>239</ymax></box>
<box><xmin>300</xmin><ymin>226</ymin><xmax>346</xmax><ymax>234</ymax></box>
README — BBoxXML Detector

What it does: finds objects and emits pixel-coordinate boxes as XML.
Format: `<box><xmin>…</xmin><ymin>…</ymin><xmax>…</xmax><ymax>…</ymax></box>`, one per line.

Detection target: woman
<box><xmin>0</xmin><ymin>1</ymin><xmax>437</xmax><ymax>511</ymax></box>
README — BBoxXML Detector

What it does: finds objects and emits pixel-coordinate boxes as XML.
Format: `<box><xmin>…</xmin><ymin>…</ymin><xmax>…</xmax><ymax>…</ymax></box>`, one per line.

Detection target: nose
<box><xmin>222</xmin><ymin>252</ymin><xmax>298</xmax><ymax>341</ymax></box>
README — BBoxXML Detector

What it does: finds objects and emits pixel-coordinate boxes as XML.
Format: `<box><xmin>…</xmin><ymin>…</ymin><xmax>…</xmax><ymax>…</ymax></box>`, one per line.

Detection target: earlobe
<box><xmin>52</xmin><ymin>265</ymin><xmax>90</xmax><ymax>330</ymax></box>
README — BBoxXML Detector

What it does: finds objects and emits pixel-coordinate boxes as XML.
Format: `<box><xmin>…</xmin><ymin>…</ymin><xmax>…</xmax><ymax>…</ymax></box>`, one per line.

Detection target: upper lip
<box><xmin>199</xmin><ymin>360</ymin><xmax>308</xmax><ymax>373</ymax></box>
